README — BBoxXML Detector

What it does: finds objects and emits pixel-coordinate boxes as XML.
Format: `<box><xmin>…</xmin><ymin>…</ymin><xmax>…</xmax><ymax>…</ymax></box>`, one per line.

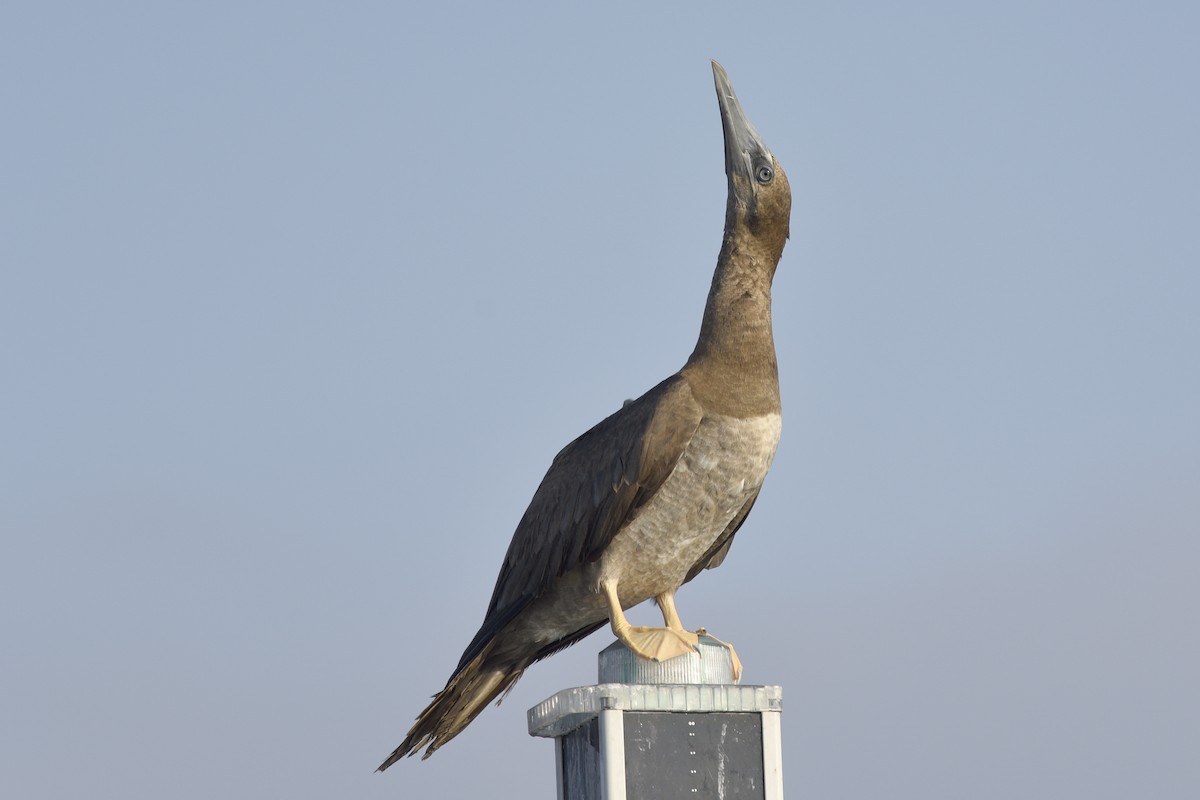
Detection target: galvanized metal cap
<box><xmin>597</xmin><ymin>635</ymin><xmax>737</xmax><ymax>685</ymax></box>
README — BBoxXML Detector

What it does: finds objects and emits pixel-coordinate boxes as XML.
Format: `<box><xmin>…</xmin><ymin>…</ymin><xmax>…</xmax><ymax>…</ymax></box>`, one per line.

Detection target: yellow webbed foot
<box><xmin>619</xmin><ymin>625</ymin><xmax>700</xmax><ymax>662</ymax></box>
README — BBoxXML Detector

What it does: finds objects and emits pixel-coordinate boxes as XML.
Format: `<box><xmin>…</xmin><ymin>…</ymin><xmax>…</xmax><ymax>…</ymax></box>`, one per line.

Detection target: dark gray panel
<box><xmin>623</xmin><ymin>712</ymin><xmax>765</xmax><ymax>799</ymax></box>
<box><xmin>560</xmin><ymin>717</ymin><xmax>601</xmax><ymax>800</ymax></box>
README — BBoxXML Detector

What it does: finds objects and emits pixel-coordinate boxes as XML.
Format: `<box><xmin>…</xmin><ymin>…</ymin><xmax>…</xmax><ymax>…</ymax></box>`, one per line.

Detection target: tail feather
<box><xmin>376</xmin><ymin>651</ymin><xmax>525</xmax><ymax>771</ymax></box>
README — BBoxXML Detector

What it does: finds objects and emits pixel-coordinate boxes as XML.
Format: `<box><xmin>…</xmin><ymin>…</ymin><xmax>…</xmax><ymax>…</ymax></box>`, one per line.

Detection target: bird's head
<box><xmin>712</xmin><ymin>61</ymin><xmax>791</xmax><ymax>247</ymax></box>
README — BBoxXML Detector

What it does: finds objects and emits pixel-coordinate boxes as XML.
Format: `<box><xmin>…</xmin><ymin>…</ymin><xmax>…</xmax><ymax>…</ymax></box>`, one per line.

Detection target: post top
<box><xmin>598</xmin><ymin>635</ymin><xmax>738</xmax><ymax>685</ymax></box>
<box><xmin>528</xmin><ymin>682</ymin><xmax>783</xmax><ymax>738</ymax></box>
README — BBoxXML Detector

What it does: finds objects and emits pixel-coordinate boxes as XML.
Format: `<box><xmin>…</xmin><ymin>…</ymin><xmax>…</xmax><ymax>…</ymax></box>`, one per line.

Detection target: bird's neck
<box><xmin>682</xmin><ymin>231</ymin><xmax>781</xmax><ymax>417</ymax></box>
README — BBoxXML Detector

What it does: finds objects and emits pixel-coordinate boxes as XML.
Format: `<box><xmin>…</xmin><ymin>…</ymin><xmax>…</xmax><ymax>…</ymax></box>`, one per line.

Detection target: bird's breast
<box><xmin>598</xmin><ymin>411</ymin><xmax>782</xmax><ymax>605</ymax></box>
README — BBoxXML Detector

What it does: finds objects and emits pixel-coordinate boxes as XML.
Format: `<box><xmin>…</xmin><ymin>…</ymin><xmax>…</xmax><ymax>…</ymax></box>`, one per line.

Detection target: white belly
<box><xmin>598</xmin><ymin>411</ymin><xmax>781</xmax><ymax>605</ymax></box>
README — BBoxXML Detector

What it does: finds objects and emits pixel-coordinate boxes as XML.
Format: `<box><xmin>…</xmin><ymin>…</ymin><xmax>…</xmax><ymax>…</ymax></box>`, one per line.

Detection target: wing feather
<box><xmin>453</xmin><ymin>374</ymin><xmax>703</xmax><ymax>673</ymax></box>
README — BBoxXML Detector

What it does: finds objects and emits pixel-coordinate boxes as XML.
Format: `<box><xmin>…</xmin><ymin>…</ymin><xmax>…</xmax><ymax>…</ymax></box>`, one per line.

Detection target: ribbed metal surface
<box><xmin>597</xmin><ymin>635</ymin><xmax>737</xmax><ymax>685</ymax></box>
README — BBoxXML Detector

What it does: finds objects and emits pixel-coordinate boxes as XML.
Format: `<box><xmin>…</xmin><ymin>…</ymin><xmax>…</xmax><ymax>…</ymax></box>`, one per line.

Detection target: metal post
<box><xmin>529</xmin><ymin>636</ymin><xmax>785</xmax><ymax>799</ymax></box>
<box><xmin>598</xmin><ymin>705</ymin><xmax>627</xmax><ymax>800</ymax></box>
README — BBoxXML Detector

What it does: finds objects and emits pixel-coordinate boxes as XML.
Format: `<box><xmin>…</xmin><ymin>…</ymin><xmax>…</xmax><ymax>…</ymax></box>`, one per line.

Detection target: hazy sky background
<box><xmin>3</xmin><ymin>2</ymin><xmax>1197</xmax><ymax>798</ymax></box>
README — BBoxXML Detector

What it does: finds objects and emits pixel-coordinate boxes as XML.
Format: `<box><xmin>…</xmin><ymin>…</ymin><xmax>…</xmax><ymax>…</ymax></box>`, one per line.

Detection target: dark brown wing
<box><xmin>452</xmin><ymin>374</ymin><xmax>703</xmax><ymax>673</ymax></box>
<box><xmin>682</xmin><ymin>486</ymin><xmax>760</xmax><ymax>585</ymax></box>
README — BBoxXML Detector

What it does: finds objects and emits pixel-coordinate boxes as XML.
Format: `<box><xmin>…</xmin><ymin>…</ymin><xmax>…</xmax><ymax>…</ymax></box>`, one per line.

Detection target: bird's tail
<box><xmin>376</xmin><ymin>649</ymin><xmax>525</xmax><ymax>770</ymax></box>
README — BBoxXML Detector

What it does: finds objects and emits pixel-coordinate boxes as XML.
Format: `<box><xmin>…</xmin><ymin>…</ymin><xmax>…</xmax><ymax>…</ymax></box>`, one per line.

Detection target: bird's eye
<box><xmin>755</xmin><ymin>163</ymin><xmax>773</xmax><ymax>184</ymax></box>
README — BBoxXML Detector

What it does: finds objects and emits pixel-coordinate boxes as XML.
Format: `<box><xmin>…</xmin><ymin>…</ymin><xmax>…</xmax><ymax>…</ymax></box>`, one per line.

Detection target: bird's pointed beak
<box><xmin>712</xmin><ymin>61</ymin><xmax>771</xmax><ymax>207</ymax></box>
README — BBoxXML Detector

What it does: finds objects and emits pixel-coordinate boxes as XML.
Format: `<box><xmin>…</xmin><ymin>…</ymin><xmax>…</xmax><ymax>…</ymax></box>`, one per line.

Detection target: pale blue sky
<box><xmin>2</xmin><ymin>2</ymin><xmax>1197</xmax><ymax>798</ymax></box>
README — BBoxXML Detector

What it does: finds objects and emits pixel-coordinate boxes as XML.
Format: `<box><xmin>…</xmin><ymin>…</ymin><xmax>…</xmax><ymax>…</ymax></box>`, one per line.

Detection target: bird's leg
<box><xmin>654</xmin><ymin>590</ymin><xmax>700</xmax><ymax>647</ymax></box>
<box><xmin>601</xmin><ymin>580</ymin><xmax>699</xmax><ymax>663</ymax></box>
<box><xmin>658</xmin><ymin>589</ymin><xmax>743</xmax><ymax>683</ymax></box>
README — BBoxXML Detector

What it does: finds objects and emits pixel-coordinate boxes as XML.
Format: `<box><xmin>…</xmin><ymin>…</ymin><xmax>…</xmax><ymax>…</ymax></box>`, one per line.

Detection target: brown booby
<box><xmin>379</xmin><ymin>60</ymin><xmax>791</xmax><ymax>769</ymax></box>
